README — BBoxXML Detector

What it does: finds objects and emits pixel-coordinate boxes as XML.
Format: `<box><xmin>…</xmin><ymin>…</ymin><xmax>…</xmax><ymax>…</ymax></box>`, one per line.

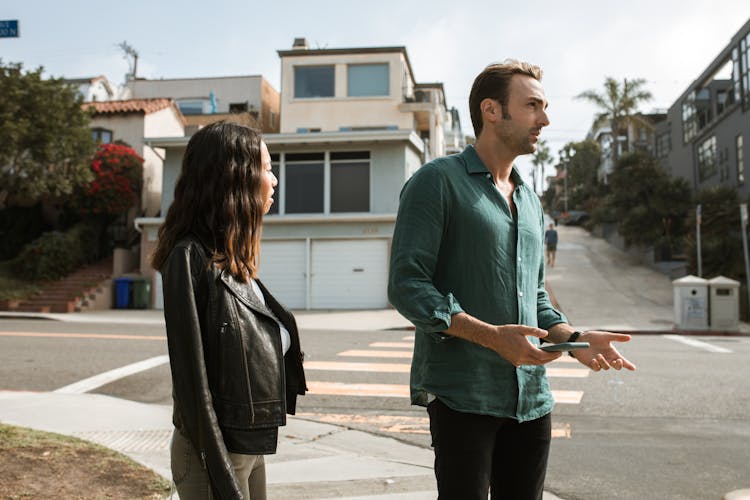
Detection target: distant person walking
<box><xmin>152</xmin><ymin>122</ymin><xmax>306</xmax><ymax>500</ymax></box>
<box><xmin>544</xmin><ymin>223</ymin><xmax>558</xmax><ymax>268</ymax></box>
<box><xmin>388</xmin><ymin>61</ymin><xmax>636</xmax><ymax>500</ymax></box>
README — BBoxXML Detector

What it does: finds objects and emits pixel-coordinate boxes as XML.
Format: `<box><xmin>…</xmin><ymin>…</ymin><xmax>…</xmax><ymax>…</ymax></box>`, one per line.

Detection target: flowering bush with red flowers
<box><xmin>73</xmin><ymin>143</ymin><xmax>143</xmax><ymax>215</ymax></box>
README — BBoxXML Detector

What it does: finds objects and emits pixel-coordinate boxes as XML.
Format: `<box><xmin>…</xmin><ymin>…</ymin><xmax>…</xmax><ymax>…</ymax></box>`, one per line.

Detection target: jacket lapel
<box><xmin>219</xmin><ymin>271</ymin><xmax>276</xmax><ymax>321</ymax></box>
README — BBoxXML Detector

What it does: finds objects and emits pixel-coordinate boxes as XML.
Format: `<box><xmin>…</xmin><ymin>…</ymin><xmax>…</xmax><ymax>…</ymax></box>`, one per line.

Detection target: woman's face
<box><xmin>259</xmin><ymin>141</ymin><xmax>278</xmax><ymax>214</ymax></box>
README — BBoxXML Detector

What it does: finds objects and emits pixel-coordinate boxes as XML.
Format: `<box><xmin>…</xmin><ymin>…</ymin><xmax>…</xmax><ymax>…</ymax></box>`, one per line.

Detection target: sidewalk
<box><xmin>2</xmin><ymin>223</ymin><xmax>746</xmax><ymax>498</ymax></box>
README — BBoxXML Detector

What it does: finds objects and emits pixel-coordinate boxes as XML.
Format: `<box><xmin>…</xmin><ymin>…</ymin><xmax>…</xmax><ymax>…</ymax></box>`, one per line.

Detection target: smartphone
<box><xmin>539</xmin><ymin>342</ymin><xmax>590</xmax><ymax>352</ymax></box>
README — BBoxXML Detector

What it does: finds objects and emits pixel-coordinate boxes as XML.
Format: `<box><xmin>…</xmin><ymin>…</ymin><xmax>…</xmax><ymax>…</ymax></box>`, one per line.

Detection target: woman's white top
<box><xmin>249</xmin><ymin>279</ymin><xmax>291</xmax><ymax>355</ymax></box>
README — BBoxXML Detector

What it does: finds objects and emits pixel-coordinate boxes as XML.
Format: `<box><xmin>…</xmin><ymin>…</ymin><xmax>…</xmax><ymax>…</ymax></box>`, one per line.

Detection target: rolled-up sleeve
<box><xmin>388</xmin><ymin>165</ymin><xmax>464</xmax><ymax>333</ymax></box>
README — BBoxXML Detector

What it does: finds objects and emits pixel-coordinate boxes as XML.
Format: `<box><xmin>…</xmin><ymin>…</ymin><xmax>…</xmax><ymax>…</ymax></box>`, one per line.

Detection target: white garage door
<box><xmin>259</xmin><ymin>240</ymin><xmax>306</xmax><ymax>309</ymax></box>
<box><xmin>311</xmin><ymin>239</ymin><xmax>389</xmax><ymax>309</ymax></box>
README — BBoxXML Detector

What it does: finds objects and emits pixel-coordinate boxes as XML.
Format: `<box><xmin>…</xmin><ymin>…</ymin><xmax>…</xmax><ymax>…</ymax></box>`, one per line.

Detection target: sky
<box><xmin>3</xmin><ymin>0</ymin><xmax>750</xmax><ymax>186</ymax></box>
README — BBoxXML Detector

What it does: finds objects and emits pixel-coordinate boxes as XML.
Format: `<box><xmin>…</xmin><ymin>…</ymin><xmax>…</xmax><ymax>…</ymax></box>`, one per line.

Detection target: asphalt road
<box><xmin>1</xmin><ymin>318</ymin><xmax>749</xmax><ymax>500</ymax></box>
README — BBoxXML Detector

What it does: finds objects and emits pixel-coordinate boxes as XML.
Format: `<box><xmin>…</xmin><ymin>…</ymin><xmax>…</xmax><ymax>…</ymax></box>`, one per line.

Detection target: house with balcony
<box><xmin>587</xmin><ymin>111</ymin><xmax>666</xmax><ymax>183</ymax></box>
<box><xmin>126</xmin><ymin>75</ymin><xmax>280</xmax><ymax>134</ymax></box>
<box><xmin>136</xmin><ymin>39</ymin><xmax>462</xmax><ymax>310</ymax></box>
<box><xmin>654</xmin><ymin>18</ymin><xmax>749</xmax><ymax>195</ymax></box>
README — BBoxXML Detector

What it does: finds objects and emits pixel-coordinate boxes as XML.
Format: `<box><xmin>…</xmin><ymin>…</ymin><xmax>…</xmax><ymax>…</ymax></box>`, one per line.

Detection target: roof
<box><xmin>85</xmin><ymin>98</ymin><xmax>181</xmax><ymax>116</ymax></box>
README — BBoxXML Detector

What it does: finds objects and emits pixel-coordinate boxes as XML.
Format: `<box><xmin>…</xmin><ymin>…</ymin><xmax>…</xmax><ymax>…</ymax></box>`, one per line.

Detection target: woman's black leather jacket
<box><xmin>162</xmin><ymin>236</ymin><xmax>306</xmax><ymax>499</ymax></box>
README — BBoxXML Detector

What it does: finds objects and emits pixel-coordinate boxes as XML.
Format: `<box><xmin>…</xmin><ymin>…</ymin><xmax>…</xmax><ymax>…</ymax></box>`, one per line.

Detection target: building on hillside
<box><xmin>125</xmin><ymin>75</ymin><xmax>279</xmax><ymax>134</ymax></box>
<box><xmin>654</xmin><ymin>18</ymin><xmax>749</xmax><ymax>194</ymax></box>
<box><xmin>64</xmin><ymin>75</ymin><xmax>117</xmax><ymax>102</ymax></box>
<box><xmin>587</xmin><ymin>111</ymin><xmax>666</xmax><ymax>183</ymax></box>
<box><xmin>135</xmin><ymin>39</ymin><xmax>462</xmax><ymax>310</ymax></box>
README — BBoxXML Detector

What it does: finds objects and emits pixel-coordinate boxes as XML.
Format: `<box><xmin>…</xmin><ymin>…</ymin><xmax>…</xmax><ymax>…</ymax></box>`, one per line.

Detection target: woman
<box><xmin>151</xmin><ymin>121</ymin><xmax>306</xmax><ymax>499</ymax></box>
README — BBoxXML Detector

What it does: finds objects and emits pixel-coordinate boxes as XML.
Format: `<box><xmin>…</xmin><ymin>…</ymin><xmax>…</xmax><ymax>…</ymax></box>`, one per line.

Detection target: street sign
<box><xmin>0</xmin><ymin>20</ymin><xmax>19</xmax><ymax>38</ymax></box>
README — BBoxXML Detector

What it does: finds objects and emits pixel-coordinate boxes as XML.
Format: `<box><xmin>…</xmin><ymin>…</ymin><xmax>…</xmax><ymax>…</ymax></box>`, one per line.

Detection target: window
<box><xmin>697</xmin><ymin>136</ymin><xmax>717</xmax><ymax>182</ymax></box>
<box><xmin>738</xmin><ymin>135</ymin><xmax>745</xmax><ymax>186</ymax></box>
<box><xmin>284</xmin><ymin>153</ymin><xmax>325</xmax><ymax>213</ymax></box>
<box><xmin>269</xmin><ymin>151</ymin><xmax>372</xmax><ymax>215</ymax></box>
<box><xmin>347</xmin><ymin>64</ymin><xmax>389</xmax><ymax>97</ymax></box>
<box><xmin>682</xmin><ymin>93</ymin><xmax>698</xmax><ymax>143</ymax></box>
<box><xmin>91</xmin><ymin>128</ymin><xmax>112</xmax><ymax>144</ymax></box>
<box><xmin>655</xmin><ymin>131</ymin><xmax>671</xmax><ymax>159</ymax></box>
<box><xmin>740</xmin><ymin>33</ymin><xmax>750</xmax><ymax>108</ymax></box>
<box><xmin>229</xmin><ymin>102</ymin><xmax>248</xmax><ymax>113</ymax></box>
<box><xmin>294</xmin><ymin>66</ymin><xmax>334</xmax><ymax>98</ymax></box>
<box><xmin>268</xmin><ymin>154</ymin><xmax>280</xmax><ymax>215</ymax></box>
<box><xmin>733</xmin><ymin>47</ymin><xmax>742</xmax><ymax>104</ymax></box>
<box><xmin>331</xmin><ymin>152</ymin><xmax>370</xmax><ymax>212</ymax></box>
<box><xmin>177</xmin><ymin>99</ymin><xmax>209</xmax><ymax>115</ymax></box>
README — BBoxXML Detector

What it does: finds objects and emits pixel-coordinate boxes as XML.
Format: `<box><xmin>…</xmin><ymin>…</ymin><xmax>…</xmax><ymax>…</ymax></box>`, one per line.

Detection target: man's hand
<box><xmin>572</xmin><ymin>330</ymin><xmax>637</xmax><ymax>371</ymax></box>
<box><xmin>488</xmin><ymin>324</ymin><xmax>563</xmax><ymax>367</ymax></box>
<box><xmin>445</xmin><ymin>313</ymin><xmax>562</xmax><ymax>366</ymax></box>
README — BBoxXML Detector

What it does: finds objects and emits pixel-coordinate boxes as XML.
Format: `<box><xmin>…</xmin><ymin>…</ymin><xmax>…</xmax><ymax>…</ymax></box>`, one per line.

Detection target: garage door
<box><xmin>259</xmin><ymin>240</ymin><xmax>306</xmax><ymax>309</ymax></box>
<box><xmin>311</xmin><ymin>239</ymin><xmax>388</xmax><ymax>309</ymax></box>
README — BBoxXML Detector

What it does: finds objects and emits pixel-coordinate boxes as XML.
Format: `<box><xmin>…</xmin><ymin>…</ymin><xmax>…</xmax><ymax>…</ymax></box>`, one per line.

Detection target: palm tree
<box><xmin>576</xmin><ymin>77</ymin><xmax>652</xmax><ymax>164</ymax></box>
<box><xmin>531</xmin><ymin>139</ymin><xmax>551</xmax><ymax>195</ymax></box>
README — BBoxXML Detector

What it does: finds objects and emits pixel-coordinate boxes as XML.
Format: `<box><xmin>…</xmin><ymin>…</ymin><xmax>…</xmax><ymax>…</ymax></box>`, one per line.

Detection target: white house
<box><xmin>65</xmin><ymin>75</ymin><xmax>117</xmax><ymax>102</ymax></box>
<box><xmin>136</xmin><ymin>40</ymin><xmax>462</xmax><ymax>310</ymax></box>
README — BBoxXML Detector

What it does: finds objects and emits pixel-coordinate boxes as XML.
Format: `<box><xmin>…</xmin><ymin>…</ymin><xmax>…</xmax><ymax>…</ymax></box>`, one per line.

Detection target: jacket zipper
<box><xmin>237</xmin><ymin>326</ymin><xmax>256</xmax><ymax>424</ymax></box>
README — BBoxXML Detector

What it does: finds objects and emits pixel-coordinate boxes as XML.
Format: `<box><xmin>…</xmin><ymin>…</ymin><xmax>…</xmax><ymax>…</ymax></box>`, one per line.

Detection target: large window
<box><xmin>347</xmin><ymin>64</ymin><xmax>389</xmax><ymax>97</ymax></box>
<box><xmin>330</xmin><ymin>152</ymin><xmax>370</xmax><ymax>212</ymax></box>
<box><xmin>741</xmin><ymin>34</ymin><xmax>750</xmax><ymax>108</ymax></box>
<box><xmin>682</xmin><ymin>92</ymin><xmax>698</xmax><ymax>143</ymax></box>
<box><xmin>655</xmin><ymin>131</ymin><xmax>671</xmax><ymax>159</ymax></box>
<box><xmin>738</xmin><ymin>135</ymin><xmax>745</xmax><ymax>186</ymax></box>
<box><xmin>294</xmin><ymin>66</ymin><xmax>334</xmax><ymax>98</ymax></box>
<box><xmin>285</xmin><ymin>153</ymin><xmax>325</xmax><ymax>213</ymax></box>
<box><xmin>177</xmin><ymin>99</ymin><xmax>209</xmax><ymax>115</ymax></box>
<box><xmin>697</xmin><ymin>136</ymin><xmax>717</xmax><ymax>182</ymax></box>
<box><xmin>266</xmin><ymin>151</ymin><xmax>371</xmax><ymax>215</ymax></box>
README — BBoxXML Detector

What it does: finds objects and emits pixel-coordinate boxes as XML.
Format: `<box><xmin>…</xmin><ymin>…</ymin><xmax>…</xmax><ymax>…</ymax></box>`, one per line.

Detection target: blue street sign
<box><xmin>0</xmin><ymin>20</ymin><xmax>19</xmax><ymax>38</ymax></box>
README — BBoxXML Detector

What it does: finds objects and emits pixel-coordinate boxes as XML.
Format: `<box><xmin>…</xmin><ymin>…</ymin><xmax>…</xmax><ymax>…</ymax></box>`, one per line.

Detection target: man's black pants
<box><xmin>427</xmin><ymin>398</ymin><xmax>552</xmax><ymax>500</ymax></box>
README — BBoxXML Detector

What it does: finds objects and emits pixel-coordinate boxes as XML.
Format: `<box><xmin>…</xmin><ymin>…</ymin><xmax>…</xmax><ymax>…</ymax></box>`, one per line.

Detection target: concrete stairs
<box><xmin>4</xmin><ymin>256</ymin><xmax>114</xmax><ymax>313</ymax></box>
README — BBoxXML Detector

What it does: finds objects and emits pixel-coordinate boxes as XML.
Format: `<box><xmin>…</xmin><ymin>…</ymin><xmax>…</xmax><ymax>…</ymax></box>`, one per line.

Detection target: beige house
<box><xmin>126</xmin><ymin>75</ymin><xmax>280</xmax><ymax>134</ymax></box>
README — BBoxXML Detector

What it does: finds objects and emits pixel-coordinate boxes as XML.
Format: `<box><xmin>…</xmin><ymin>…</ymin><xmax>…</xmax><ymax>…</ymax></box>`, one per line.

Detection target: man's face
<box><xmin>493</xmin><ymin>74</ymin><xmax>550</xmax><ymax>155</ymax></box>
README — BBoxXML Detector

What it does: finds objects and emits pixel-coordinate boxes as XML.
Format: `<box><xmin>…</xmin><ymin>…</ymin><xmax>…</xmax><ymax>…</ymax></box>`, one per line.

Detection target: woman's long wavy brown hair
<box><xmin>151</xmin><ymin>121</ymin><xmax>266</xmax><ymax>281</ymax></box>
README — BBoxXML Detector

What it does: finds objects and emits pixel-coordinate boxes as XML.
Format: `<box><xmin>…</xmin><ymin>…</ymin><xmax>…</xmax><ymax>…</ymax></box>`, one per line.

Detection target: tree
<box><xmin>531</xmin><ymin>139</ymin><xmax>551</xmax><ymax>195</ymax></box>
<box><xmin>685</xmin><ymin>186</ymin><xmax>745</xmax><ymax>279</ymax></box>
<box><xmin>576</xmin><ymin>77</ymin><xmax>652</xmax><ymax>164</ymax></box>
<box><xmin>0</xmin><ymin>61</ymin><xmax>95</xmax><ymax>208</ymax></box>
<box><xmin>607</xmin><ymin>151</ymin><xmax>691</xmax><ymax>253</ymax></box>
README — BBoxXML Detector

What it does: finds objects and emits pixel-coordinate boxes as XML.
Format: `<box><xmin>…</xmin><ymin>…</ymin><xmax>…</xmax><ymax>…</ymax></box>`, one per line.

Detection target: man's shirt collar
<box><xmin>460</xmin><ymin>144</ymin><xmax>526</xmax><ymax>187</ymax></box>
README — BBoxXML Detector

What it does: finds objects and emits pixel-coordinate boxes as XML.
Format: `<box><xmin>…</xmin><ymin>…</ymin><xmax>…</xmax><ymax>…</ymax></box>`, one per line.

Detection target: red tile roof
<box><xmin>84</xmin><ymin>98</ymin><xmax>179</xmax><ymax>116</ymax></box>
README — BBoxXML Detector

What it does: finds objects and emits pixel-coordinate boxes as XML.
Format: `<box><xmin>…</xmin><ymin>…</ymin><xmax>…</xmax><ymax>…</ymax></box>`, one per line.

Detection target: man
<box><xmin>388</xmin><ymin>61</ymin><xmax>636</xmax><ymax>500</ymax></box>
<box><xmin>545</xmin><ymin>223</ymin><xmax>558</xmax><ymax>267</ymax></box>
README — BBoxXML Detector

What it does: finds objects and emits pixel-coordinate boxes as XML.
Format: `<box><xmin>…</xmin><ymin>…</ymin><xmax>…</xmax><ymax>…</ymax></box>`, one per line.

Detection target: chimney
<box><xmin>292</xmin><ymin>37</ymin><xmax>308</xmax><ymax>50</ymax></box>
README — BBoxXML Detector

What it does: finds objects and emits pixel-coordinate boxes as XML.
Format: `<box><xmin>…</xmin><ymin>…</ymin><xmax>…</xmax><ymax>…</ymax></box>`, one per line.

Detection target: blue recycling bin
<box><xmin>114</xmin><ymin>277</ymin><xmax>132</xmax><ymax>309</ymax></box>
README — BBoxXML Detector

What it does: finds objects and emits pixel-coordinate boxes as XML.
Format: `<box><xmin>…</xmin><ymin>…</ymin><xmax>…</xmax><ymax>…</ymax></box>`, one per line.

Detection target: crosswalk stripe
<box><xmin>338</xmin><ymin>350</ymin><xmax>412</xmax><ymax>358</ymax></box>
<box><xmin>305</xmin><ymin>361</ymin><xmax>411</xmax><ymax>373</ymax></box>
<box><xmin>370</xmin><ymin>342</ymin><xmax>414</xmax><ymax>348</ymax></box>
<box><xmin>662</xmin><ymin>334</ymin><xmax>733</xmax><ymax>353</ymax></box>
<box><xmin>307</xmin><ymin>360</ymin><xmax>586</xmax><ymax>378</ymax></box>
<box><xmin>307</xmin><ymin>381</ymin><xmax>583</xmax><ymax>404</ymax></box>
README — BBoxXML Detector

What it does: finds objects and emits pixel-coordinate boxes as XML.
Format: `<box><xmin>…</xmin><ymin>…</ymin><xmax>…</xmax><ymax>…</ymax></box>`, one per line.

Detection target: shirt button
<box><xmin>518</xmin><ymin>291</ymin><xmax>524</xmax><ymax>297</ymax></box>
<box><xmin>518</xmin><ymin>257</ymin><xmax>522</xmax><ymax>262</ymax></box>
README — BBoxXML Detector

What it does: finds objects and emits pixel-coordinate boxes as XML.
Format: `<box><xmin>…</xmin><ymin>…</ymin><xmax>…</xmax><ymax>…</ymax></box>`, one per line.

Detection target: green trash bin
<box><xmin>131</xmin><ymin>277</ymin><xmax>151</xmax><ymax>309</ymax></box>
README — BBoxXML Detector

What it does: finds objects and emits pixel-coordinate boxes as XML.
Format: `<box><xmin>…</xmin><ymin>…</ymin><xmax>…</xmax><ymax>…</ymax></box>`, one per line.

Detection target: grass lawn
<box><xmin>0</xmin><ymin>260</ymin><xmax>42</xmax><ymax>301</ymax></box>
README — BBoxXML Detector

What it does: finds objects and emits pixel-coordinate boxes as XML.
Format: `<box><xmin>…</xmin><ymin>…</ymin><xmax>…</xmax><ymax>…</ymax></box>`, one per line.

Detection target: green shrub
<box><xmin>0</xmin><ymin>205</ymin><xmax>49</xmax><ymax>260</ymax></box>
<box><xmin>12</xmin><ymin>222</ymin><xmax>101</xmax><ymax>281</ymax></box>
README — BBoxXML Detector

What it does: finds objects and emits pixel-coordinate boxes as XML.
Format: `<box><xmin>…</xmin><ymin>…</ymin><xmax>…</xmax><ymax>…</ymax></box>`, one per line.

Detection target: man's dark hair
<box><xmin>468</xmin><ymin>60</ymin><xmax>543</xmax><ymax>137</ymax></box>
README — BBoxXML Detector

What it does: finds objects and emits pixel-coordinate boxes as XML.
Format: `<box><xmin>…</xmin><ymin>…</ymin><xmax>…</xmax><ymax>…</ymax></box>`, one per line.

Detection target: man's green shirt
<box><xmin>388</xmin><ymin>145</ymin><xmax>568</xmax><ymax>422</ymax></box>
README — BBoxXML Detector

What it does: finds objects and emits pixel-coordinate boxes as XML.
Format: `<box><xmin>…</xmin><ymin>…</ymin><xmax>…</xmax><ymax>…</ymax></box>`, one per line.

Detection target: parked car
<box><xmin>558</xmin><ymin>210</ymin><xmax>589</xmax><ymax>226</ymax></box>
